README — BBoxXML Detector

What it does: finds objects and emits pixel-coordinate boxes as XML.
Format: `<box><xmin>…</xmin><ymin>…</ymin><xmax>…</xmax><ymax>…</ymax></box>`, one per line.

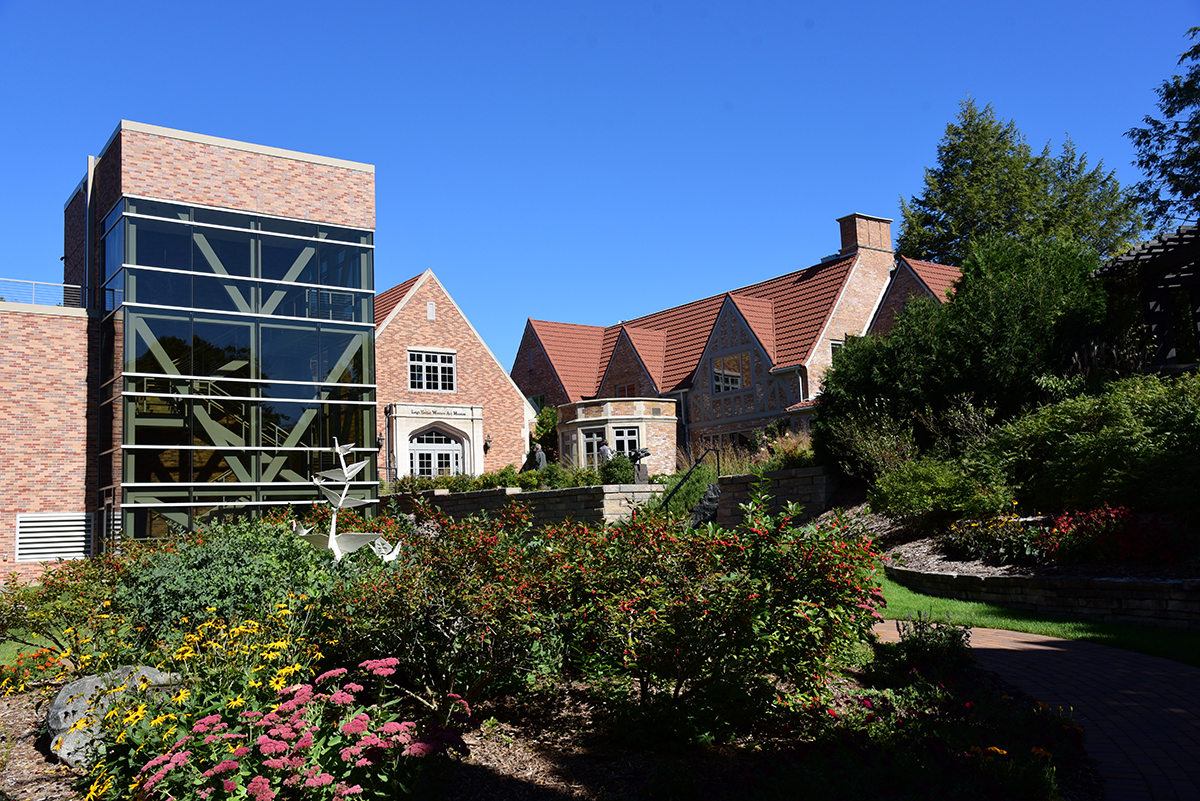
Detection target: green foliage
<box><xmin>546</xmin><ymin>482</ymin><xmax>884</xmax><ymax>705</ymax></box>
<box><xmin>599</xmin><ymin>451</ymin><xmax>636</xmax><ymax>484</ymax></box>
<box><xmin>899</xmin><ymin>98</ymin><xmax>1143</xmax><ymax>265</ymax></box>
<box><xmin>531</xmin><ymin>405</ymin><xmax>559</xmax><ymax>462</ymax></box>
<box><xmin>80</xmin><ymin>602</ymin><xmax>457</xmax><ymax>801</ymax></box>
<box><xmin>866</xmin><ymin>613</ymin><xmax>975</xmax><ymax>687</ymax></box>
<box><xmin>116</xmin><ymin>518</ymin><xmax>334</xmax><ymax>642</ymax></box>
<box><xmin>869</xmin><ymin>456</ymin><xmax>1012</xmax><ymax>531</ymax></box>
<box><xmin>1128</xmin><ymin>27</ymin><xmax>1200</xmax><ymax>229</ymax></box>
<box><xmin>815</xmin><ymin>236</ymin><xmax>1117</xmax><ymax>471</ymax></box>
<box><xmin>319</xmin><ymin>500</ymin><xmax>557</xmax><ymax>711</ymax></box>
<box><xmin>651</xmin><ymin>462</ymin><xmax>717</xmax><ymax>517</ymax></box>
<box><xmin>989</xmin><ymin>373</ymin><xmax>1200</xmax><ymax>514</ymax></box>
<box><xmin>941</xmin><ymin>512</ymin><xmax>1048</xmax><ymax>565</ymax></box>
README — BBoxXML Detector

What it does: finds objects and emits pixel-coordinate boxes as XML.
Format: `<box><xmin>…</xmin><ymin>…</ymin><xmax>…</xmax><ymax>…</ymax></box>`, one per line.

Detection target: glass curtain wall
<box><xmin>97</xmin><ymin>197</ymin><xmax>376</xmax><ymax>538</ymax></box>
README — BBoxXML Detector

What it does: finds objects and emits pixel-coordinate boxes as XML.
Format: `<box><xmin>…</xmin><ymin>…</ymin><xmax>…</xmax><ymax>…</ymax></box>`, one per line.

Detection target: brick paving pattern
<box><xmin>874</xmin><ymin>623</ymin><xmax>1200</xmax><ymax>801</ymax></box>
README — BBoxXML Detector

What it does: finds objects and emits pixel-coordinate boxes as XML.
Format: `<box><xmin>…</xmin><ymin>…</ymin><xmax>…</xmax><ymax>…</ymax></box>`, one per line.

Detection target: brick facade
<box><xmin>376</xmin><ymin>271</ymin><xmax>535</xmax><ymax>478</ymax></box>
<box><xmin>557</xmin><ymin>397</ymin><xmax>677</xmax><ymax>474</ymax></box>
<box><xmin>688</xmin><ymin>298</ymin><xmax>802</xmax><ymax>451</ymax></box>
<box><xmin>804</xmin><ymin>215</ymin><xmax>893</xmax><ymax>394</ymax></box>
<box><xmin>117</xmin><ymin>126</ymin><xmax>374</xmax><ymax>229</ymax></box>
<box><xmin>596</xmin><ymin>332</ymin><xmax>656</xmax><ymax>398</ymax></box>
<box><xmin>509</xmin><ymin>323</ymin><xmax>571</xmax><ymax>409</ymax></box>
<box><xmin>870</xmin><ymin>260</ymin><xmax>932</xmax><ymax>335</ymax></box>
<box><xmin>0</xmin><ymin>305</ymin><xmax>95</xmax><ymax>581</ymax></box>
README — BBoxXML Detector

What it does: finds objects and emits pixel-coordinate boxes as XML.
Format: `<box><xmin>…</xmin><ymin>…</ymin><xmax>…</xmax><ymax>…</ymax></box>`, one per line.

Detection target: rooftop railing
<box><xmin>0</xmin><ymin>278</ymin><xmax>83</xmax><ymax>308</ymax></box>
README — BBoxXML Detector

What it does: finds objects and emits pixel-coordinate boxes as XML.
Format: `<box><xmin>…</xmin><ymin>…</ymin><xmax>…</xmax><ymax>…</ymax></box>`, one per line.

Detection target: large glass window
<box><xmin>614</xmin><ymin>427</ymin><xmax>640</xmax><ymax>455</ymax></box>
<box><xmin>129</xmin><ymin>218</ymin><xmax>192</xmax><ymax>270</ymax></box>
<box><xmin>112</xmin><ymin>199</ymin><xmax>375</xmax><ymax>533</ymax></box>
<box><xmin>193</xmin><ymin>228</ymin><xmax>253</xmax><ymax>278</ymax></box>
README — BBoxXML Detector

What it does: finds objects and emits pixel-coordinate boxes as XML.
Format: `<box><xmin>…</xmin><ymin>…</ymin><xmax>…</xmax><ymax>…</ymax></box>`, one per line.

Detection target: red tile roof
<box><xmin>528</xmin><ymin>319</ymin><xmax>607</xmax><ymax>401</ymax></box>
<box><xmin>902</xmin><ymin>257</ymin><xmax>960</xmax><ymax>301</ymax></box>
<box><xmin>622</xmin><ymin>326</ymin><xmax>668</xmax><ymax>390</ymax></box>
<box><xmin>374</xmin><ymin>273</ymin><xmax>423</xmax><ymax>328</ymax></box>
<box><xmin>525</xmin><ymin>255</ymin><xmax>860</xmax><ymax>398</ymax></box>
<box><xmin>729</xmin><ymin>295</ymin><xmax>776</xmax><ymax>363</ymax></box>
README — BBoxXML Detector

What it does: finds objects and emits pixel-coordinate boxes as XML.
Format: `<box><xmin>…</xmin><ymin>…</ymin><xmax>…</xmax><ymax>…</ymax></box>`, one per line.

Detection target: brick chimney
<box><xmin>837</xmin><ymin>213</ymin><xmax>893</xmax><ymax>255</ymax></box>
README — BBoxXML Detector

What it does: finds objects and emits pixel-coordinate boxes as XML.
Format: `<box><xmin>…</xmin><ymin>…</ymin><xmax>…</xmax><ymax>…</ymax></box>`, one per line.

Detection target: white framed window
<box><xmin>614</xmin><ymin>427</ymin><xmax>639</xmax><ymax>454</ymax></box>
<box><xmin>830</xmin><ymin>339</ymin><xmax>845</xmax><ymax>361</ymax></box>
<box><xmin>409</xmin><ymin>351</ymin><xmax>456</xmax><ymax>391</ymax></box>
<box><xmin>583</xmin><ymin>428</ymin><xmax>605</xmax><ymax>469</ymax></box>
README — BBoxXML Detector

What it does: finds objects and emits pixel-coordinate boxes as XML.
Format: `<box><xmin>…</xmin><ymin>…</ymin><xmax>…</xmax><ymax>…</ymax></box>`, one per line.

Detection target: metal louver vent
<box><xmin>16</xmin><ymin>513</ymin><xmax>93</xmax><ymax>562</ymax></box>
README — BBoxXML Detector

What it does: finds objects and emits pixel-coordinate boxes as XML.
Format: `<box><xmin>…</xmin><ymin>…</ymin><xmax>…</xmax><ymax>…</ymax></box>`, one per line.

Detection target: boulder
<box><xmin>47</xmin><ymin>665</ymin><xmax>179</xmax><ymax>768</ymax></box>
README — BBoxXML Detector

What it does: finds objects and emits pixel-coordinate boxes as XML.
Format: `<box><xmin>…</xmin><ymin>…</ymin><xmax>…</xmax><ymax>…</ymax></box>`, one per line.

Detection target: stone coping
<box><xmin>886</xmin><ymin>565</ymin><xmax>1200</xmax><ymax>629</ymax></box>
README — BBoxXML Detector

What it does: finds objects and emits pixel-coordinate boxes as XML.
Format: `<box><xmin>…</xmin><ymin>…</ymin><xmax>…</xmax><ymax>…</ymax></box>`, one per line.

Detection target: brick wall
<box><xmin>0</xmin><ymin>305</ymin><xmax>95</xmax><ymax>581</ymax></box>
<box><xmin>714</xmin><ymin>467</ymin><xmax>835</xmax><ymax>529</ymax></box>
<box><xmin>887</xmin><ymin>566</ymin><xmax>1200</xmax><ymax>630</ymax></box>
<box><xmin>118</xmin><ymin>129</ymin><xmax>374</xmax><ymax>230</ymax></box>
<box><xmin>596</xmin><ymin>333</ymin><xmax>654</xmax><ymax>397</ymax></box>
<box><xmin>870</xmin><ymin>262</ymin><xmax>930</xmax><ymax>335</ymax></box>
<box><xmin>510</xmin><ymin>322</ymin><xmax>571</xmax><ymax>408</ymax></box>
<box><xmin>63</xmin><ymin>188</ymin><xmax>87</xmax><ymax>289</ymax></box>
<box><xmin>805</xmin><ymin>246</ymin><xmax>892</xmax><ymax>393</ymax></box>
<box><xmin>384</xmin><ymin>483</ymin><xmax>664</xmax><ymax>527</ymax></box>
<box><xmin>688</xmin><ymin>300</ymin><xmax>800</xmax><ymax>449</ymax></box>
<box><xmin>376</xmin><ymin>274</ymin><xmax>532</xmax><ymax>474</ymax></box>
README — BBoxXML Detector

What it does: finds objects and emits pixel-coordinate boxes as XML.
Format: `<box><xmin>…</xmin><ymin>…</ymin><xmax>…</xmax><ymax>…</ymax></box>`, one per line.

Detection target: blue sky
<box><xmin>0</xmin><ymin>0</ymin><xmax>1195</xmax><ymax>367</ymax></box>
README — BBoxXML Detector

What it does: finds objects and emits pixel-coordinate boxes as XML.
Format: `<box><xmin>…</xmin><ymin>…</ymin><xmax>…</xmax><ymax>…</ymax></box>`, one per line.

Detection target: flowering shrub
<box><xmin>318</xmin><ymin>499</ymin><xmax>558</xmax><ymax>714</ymax></box>
<box><xmin>88</xmin><ymin>654</ymin><xmax>463</xmax><ymax>800</ymax></box>
<box><xmin>1038</xmin><ymin>505</ymin><xmax>1188</xmax><ymax>564</ymax></box>
<box><xmin>943</xmin><ymin>504</ymin><xmax>1189</xmax><ymax>565</ymax></box>
<box><xmin>545</xmin><ymin>478</ymin><xmax>883</xmax><ymax>703</ymax></box>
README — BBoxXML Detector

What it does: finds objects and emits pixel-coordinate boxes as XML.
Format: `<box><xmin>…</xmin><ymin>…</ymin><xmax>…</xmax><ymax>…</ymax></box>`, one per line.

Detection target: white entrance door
<box><xmin>409</xmin><ymin>429</ymin><xmax>463</xmax><ymax>477</ymax></box>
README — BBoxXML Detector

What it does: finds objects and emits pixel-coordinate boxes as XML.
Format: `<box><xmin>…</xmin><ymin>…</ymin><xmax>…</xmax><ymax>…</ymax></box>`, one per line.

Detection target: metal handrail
<box><xmin>0</xmin><ymin>278</ymin><xmax>83</xmax><ymax>308</ymax></box>
<box><xmin>662</xmin><ymin>447</ymin><xmax>721</xmax><ymax>515</ymax></box>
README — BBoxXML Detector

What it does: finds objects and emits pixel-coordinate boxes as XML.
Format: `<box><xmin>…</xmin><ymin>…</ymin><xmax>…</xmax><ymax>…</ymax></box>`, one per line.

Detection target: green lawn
<box><xmin>880</xmin><ymin>575</ymin><xmax>1200</xmax><ymax>669</ymax></box>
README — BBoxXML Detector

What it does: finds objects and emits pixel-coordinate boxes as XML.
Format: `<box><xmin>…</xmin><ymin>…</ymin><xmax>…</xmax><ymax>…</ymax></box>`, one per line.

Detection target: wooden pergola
<box><xmin>1096</xmin><ymin>225</ymin><xmax>1200</xmax><ymax>371</ymax></box>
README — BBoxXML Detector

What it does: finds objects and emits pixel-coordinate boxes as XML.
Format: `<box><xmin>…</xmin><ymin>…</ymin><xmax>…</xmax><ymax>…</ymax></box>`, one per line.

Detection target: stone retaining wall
<box><xmin>715</xmin><ymin>467</ymin><xmax>834</xmax><ymax>529</ymax></box>
<box><xmin>886</xmin><ymin>566</ymin><xmax>1200</xmax><ymax>630</ymax></box>
<box><xmin>383</xmin><ymin>484</ymin><xmax>664</xmax><ymax>527</ymax></box>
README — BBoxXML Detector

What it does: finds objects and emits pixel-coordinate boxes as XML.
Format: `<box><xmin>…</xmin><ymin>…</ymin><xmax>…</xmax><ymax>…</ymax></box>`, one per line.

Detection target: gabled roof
<box><xmin>728</xmin><ymin>295</ymin><xmax>776</xmax><ymax>363</ymax></box>
<box><xmin>622</xmin><ymin>326</ymin><xmax>668</xmax><ymax>390</ymax></box>
<box><xmin>524</xmin><ymin>254</ymin><xmax>861</xmax><ymax>397</ymax></box>
<box><xmin>527</xmin><ymin>319</ymin><xmax>607</xmax><ymax>401</ymax></box>
<box><xmin>374</xmin><ymin>273</ymin><xmax>423</xmax><ymax>329</ymax></box>
<box><xmin>901</xmin><ymin>257</ymin><xmax>960</xmax><ymax>301</ymax></box>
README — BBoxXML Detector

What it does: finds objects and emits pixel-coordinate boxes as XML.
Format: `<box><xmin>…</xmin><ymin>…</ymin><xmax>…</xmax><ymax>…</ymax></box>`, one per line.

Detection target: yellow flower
<box><xmin>226</xmin><ymin>696</ymin><xmax>245</xmax><ymax>709</ymax></box>
<box><xmin>1031</xmin><ymin>747</ymin><xmax>1052</xmax><ymax>758</ymax></box>
<box><xmin>248</xmin><ymin>680</ymin><xmax>262</xmax><ymax>688</ymax></box>
<box><xmin>986</xmin><ymin>746</ymin><xmax>1007</xmax><ymax>755</ymax></box>
<box><xmin>171</xmin><ymin>688</ymin><xmax>191</xmax><ymax>705</ymax></box>
<box><xmin>149</xmin><ymin>714</ymin><xmax>176</xmax><ymax>727</ymax></box>
<box><xmin>122</xmin><ymin>704</ymin><xmax>148</xmax><ymax>726</ymax></box>
<box><xmin>269</xmin><ymin>675</ymin><xmax>286</xmax><ymax>691</ymax></box>
<box><xmin>116</xmin><ymin>729</ymin><xmax>127</xmax><ymax>744</ymax></box>
<box><xmin>85</xmin><ymin>774</ymin><xmax>114</xmax><ymax>801</ymax></box>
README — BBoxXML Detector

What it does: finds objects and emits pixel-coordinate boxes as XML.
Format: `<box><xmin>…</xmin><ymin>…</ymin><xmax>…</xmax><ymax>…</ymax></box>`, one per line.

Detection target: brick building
<box><xmin>374</xmin><ymin>270</ymin><xmax>536</xmax><ymax>481</ymax></box>
<box><xmin>867</xmin><ymin>256</ymin><xmax>961</xmax><ymax>334</ymax></box>
<box><xmin>3</xmin><ymin>120</ymin><xmax>380</xmax><ymax>576</ymax></box>
<box><xmin>512</xmin><ymin>214</ymin><xmax>956</xmax><ymax>459</ymax></box>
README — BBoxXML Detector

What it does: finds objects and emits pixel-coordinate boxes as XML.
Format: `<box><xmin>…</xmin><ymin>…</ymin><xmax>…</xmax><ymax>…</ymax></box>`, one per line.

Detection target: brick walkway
<box><xmin>873</xmin><ymin>623</ymin><xmax>1200</xmax><ymax>801</ymax></box>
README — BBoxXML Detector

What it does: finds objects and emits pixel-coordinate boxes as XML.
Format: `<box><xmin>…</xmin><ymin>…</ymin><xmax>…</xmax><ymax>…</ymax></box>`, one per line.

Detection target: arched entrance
<box><xmin>409</xmin><ymin>427</ymin><xmax>464</xmax><ymax>477</ymax></box>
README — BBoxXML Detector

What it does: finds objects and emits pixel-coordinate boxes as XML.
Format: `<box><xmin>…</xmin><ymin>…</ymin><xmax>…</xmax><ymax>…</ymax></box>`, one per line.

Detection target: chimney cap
<box><xmin>836</xmin><ymin>213</ymin><xmax>894</xmax><ymax>255</ymax></box>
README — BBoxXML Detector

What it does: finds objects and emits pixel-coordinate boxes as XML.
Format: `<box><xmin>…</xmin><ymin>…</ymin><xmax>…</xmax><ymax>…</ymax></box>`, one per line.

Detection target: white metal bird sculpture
<box><xmin>296</xmin><ymin>438</ymin><xmax>383</xmax><ymax>561</ymax></box>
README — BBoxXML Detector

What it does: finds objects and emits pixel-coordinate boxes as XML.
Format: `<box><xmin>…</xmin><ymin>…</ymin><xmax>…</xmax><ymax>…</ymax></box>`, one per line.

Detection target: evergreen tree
<box><xmin>1128</xmin><ymin>27</ymin><xmax>1200</xmax><ymax>230</ymax></box>
<box><xmin>898</xmin><ymin>100</ymin><xmax>1143</xmax><ymax>265</ymax></box>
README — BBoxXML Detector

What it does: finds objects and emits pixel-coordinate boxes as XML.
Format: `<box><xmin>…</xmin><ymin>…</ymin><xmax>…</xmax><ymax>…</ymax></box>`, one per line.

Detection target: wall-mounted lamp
<box><xmin>483</xmin><ymin>435</ymin><xmax>492</xmax><ymax>454</ymax></box>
